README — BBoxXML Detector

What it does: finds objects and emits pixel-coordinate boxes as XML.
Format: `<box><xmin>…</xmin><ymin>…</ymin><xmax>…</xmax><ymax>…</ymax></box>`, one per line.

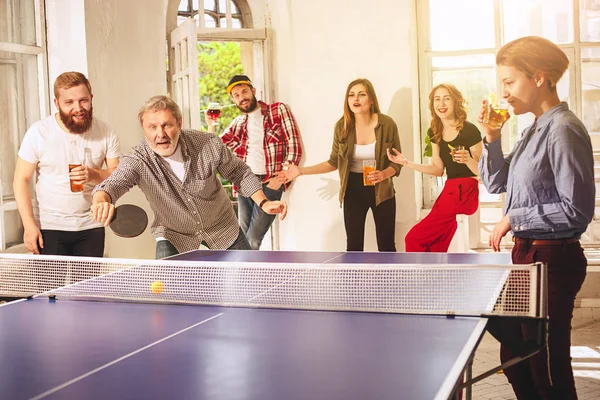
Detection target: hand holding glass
<box><xmin>362</xmin><ymin>160</ymin><xmax>376</xmax><ymax>186</ymax></box>
<box><xmin>453</xmin><ymin>145</ymin><xmax>466</xmax><ymax>163</ymax></box>
<box><xmin>68</xmin><ymin>142</ymin><xmax>84</xmax><ymax>192</ymax></box>
<box><xmin>483</xmin><ymin>97</ymin><xmax>510</xmax><ymax>129</ymax></box>
<box><xmin>206</xmin><ymin>102</ymin><xmax>222</xmax><ymax>126</ymax></box>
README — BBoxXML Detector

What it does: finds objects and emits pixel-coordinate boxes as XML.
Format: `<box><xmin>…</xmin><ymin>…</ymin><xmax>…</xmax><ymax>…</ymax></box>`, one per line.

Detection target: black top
<box><xmin>428</xmin><ymin>121</ymin><xmax>482</xmax><ymax>179</ymax></box>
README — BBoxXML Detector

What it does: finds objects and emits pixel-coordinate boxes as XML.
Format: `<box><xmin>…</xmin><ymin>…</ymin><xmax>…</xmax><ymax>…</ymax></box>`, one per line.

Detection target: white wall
<box><xmin>46</xmin><ymin>0</ymin><xmax>89</xmax><ymax>101</ymax></box>
<box><xmin>259</xmin><ymin>0</ymin><xmax>420</xmax><ymax>251</ymax></box>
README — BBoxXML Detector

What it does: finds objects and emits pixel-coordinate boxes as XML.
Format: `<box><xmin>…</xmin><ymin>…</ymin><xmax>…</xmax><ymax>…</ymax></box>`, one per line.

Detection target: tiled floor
<box><xmin>471</xmin><ymin>316</ymin><xmax>600</xmax><ymax>399</ymax></box>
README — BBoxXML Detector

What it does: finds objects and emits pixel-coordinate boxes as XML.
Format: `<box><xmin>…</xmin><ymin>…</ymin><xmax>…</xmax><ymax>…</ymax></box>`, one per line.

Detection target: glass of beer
<box><xmin>68</xmin><ymin>141</ymin><xmax>84</xmax><ymax>193</ymax></box>
<box><xmin>453</xmin><ymin>145</ymin><xmax>465</xmax><ymax>163</ymax></box>
<box><xmin>483</xmin><ymin>99</ymin><xmax>510</xmax><ymax>129</ymax></box>
<box><xmin>362</xmin><ymin>160</ymin><xmax>376</xmax><ymax>186</ymax></box>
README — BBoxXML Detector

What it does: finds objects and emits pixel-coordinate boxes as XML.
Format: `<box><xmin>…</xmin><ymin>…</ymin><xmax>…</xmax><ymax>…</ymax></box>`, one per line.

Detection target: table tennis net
<box><xmin>0</xmin><ymin>254</ymin><xmax>544</xmax><ymax>318</ymax></box>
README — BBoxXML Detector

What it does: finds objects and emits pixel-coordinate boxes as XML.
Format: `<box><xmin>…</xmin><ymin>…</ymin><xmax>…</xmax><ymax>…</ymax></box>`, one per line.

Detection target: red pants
<box><xmin>405</xmin><ymin>177</ymin><xmax>479</xmax><ymax>252</ymax></box>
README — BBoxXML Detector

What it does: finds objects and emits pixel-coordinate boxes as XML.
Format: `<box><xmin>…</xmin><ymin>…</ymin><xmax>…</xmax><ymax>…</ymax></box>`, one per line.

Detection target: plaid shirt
<box><xmin>220</xmin><ymin>100</ymin><xmax>302</xmax><ymax>188</ymax></box>
<box><xmin>93</xmin><ymin>130</ymin><xmax>262</xmax><ymax>252</ymax></box>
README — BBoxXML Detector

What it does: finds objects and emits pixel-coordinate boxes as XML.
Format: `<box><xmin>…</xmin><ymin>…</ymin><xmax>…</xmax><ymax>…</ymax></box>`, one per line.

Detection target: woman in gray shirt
<box><xmin>479</xmin><ymin>36</ymin><xmax>595</xmax><ymax>399</ymax></box>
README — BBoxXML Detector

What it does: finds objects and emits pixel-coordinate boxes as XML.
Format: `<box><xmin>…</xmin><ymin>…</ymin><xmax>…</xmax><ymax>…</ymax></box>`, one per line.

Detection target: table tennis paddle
<box><xmin>109</xmin><ymin>204</ymin><xmax>148</xmax><ymax>238</ymax></box>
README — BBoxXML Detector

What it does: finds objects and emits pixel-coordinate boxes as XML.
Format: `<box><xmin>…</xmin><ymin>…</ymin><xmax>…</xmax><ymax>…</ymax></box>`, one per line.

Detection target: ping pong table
<box><xmin>0</xmin><ymin>250</ymin><xmax>530</xmax><ymax>400</ymax></box>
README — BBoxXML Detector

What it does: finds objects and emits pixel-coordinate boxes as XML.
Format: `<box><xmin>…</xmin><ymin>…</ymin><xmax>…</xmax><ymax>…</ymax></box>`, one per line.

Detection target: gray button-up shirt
<box><xmin>94</xmin><ymin>129</ymin><xmax>262</xmax><ymax>252</ymax></box>
<box><xmin>479</xmin><ymin>102</ymin><xmax>595</xmax><ymax>239</ymax></box>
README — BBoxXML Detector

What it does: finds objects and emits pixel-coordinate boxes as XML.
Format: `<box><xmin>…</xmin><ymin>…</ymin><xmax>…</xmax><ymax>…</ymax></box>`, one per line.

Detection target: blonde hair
<box><xmin>53</xmin><ymin>72</ymin><xmax>92</xmax><ymax>99</ymax></box>
<box><xmin>340</xmin><ymin>78</ymin><xmax>381</xmax><ymax>140</ymax></box>
<box><xmin>496</xmin><ymin>36</ymin><xmax>569</xmax><ymax>91</ymax></box>
<box><xmin>428</xmin><ymin>83</ymin><xmax>467</xmax><ymax>144</ymax></box>
<box><xmin>138</xmin><ymin>95</ymin><xmax>183</xmax><ymax>126</ymax></box>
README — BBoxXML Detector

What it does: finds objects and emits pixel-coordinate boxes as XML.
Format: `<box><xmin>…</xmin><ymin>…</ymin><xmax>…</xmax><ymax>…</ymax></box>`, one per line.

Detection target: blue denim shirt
<box><xmin>479</xmin><ymin>102</ymin><xmax>595</xmax><ymax>239</ymax></box>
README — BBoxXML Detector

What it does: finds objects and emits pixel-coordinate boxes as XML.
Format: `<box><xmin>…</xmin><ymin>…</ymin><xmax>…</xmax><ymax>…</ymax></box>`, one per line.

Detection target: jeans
<box><xmin>237</xmin><ymin>182</ymin><xmax>283</xmax><ymax>250</ymax></box>
<box><xmin>155</xmin><ymin>228</ymin><xmax>252</xmax><ymax>259</ymax></box>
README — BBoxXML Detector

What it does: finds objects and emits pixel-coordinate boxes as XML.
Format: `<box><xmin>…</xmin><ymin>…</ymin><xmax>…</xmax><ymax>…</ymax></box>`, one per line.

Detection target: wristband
<box><xmin>259</xmin><ymin>199</ymin><xmax>268</xmax><ymax>209</ymax></box>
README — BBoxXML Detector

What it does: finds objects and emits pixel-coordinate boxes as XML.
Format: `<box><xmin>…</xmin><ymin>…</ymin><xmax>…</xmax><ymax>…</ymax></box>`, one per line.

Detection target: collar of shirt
<box><xmin>141</xmin><ymin>130</ymin><xmax>191</xmax><ymax>161</ymax></box>
<box><xmin>534</xmin><ymin>101</ymin><xmax>569</xmax><ymax>133</ymax></box>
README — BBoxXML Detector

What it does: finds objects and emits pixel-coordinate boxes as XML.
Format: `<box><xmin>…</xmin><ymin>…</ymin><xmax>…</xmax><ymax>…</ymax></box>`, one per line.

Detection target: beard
<box><xmin>236</xmin><ymin>96</ymin><xmax>258</xmax><ymax>113</ymax></box>
<box><xmin>59</xmin><ymin>106</ymin><xmax>93</xmax><ymax>134</ymax></box>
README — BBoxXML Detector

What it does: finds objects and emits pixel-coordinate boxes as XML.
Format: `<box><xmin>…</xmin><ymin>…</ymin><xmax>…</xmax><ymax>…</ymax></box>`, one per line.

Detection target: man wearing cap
<box><xmin>208</xmin><ymin>75</ymin><xmax>302</xmax><ymax>250</ymax></box>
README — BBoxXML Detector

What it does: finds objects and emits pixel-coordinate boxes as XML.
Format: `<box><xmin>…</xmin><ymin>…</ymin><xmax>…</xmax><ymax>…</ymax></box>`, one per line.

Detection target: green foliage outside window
<box><xmin>197</xmin><ymin>41</ymin><xmax>245</xmax><ymax>204</ymax></box>
<box><xmin>197</xmin><ymin>42</ymin><xmax>244</xmax><ymax>130</ymax></box>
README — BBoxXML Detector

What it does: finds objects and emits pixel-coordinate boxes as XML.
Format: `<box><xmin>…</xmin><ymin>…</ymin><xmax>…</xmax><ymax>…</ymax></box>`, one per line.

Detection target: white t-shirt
<box><xmin>349</xmin><ymin>142</ymin><xmax>376</xmax><ymax>173</ymax></box>
<box><xmin>18</xmin><ymin>114</ymin><xmax>121</xmax><ymax>231</ymax></box>
<box><xmin>245</xmin><ymin>107</ymin><xmax>266</xmax><ymax>175</ymax></box>
<box><xmin>158</xmin><ymin>143</ymin><xmax>185</xmax><ymax>182</ymax></box>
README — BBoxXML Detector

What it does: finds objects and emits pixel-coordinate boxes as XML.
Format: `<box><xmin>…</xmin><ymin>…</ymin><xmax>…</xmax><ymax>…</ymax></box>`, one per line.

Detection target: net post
<box><xmin>529</xmin><ymin>263</ymin><xmax>538</xmax><ymax>318</ymax></box>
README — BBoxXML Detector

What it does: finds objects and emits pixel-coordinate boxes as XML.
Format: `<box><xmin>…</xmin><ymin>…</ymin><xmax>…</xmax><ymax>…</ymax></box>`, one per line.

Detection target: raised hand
<box><xmin>262</xmin><ymin>200</ymin><xmax>288</xmax><ymax>220</ymax></box>
<box><xmin>386</xmin><ymin>148</ymin><xmax>409</xmax><ymax>166</ymax></box>
<box><xmin>277</xmin><ymin>163</ymin><xmax>301</xmax><ymax>183</ymax></box>
<box><xmin>477</xmin><ymin>99</ymin><xmax>510</xmax><ymax>143</ymax></box>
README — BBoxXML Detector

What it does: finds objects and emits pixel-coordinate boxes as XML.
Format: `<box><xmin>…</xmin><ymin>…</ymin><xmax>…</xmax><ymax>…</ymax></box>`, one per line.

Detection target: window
<box><xmin>417</xmin><ymin>0</ymin><xmax>600</xmax><ymax>248</ymax></box>
<box><xmin>177</xmin><ymin>0</ymin><xmax>246</xmax><ymax>28</ymax></box>
<box><xmin>0</xmin><ymin>0</ymin><xmax>48</xmax><ymax>251</ymax></box>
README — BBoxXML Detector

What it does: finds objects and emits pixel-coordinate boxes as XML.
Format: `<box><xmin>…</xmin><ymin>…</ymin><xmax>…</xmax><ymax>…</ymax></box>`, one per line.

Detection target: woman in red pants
<box><xmin>387</xmin><ymin>83</ymin><xmax>482</xmax><ymax>252</ymax></box>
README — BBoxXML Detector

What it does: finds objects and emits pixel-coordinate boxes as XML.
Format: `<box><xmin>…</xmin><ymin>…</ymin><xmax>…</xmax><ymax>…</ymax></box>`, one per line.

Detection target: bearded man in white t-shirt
<box><xmin>13</xmin><ymin>71</ymin><xmax>121</xmax><ymax>256</ymax></box>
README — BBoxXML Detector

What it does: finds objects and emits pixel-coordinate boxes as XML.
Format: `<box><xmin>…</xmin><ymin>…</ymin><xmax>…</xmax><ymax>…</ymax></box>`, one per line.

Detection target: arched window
<box><xmin>177</xmin><ymin>0</ymin><xmax>251</xmax><ymax>29</ymax></box>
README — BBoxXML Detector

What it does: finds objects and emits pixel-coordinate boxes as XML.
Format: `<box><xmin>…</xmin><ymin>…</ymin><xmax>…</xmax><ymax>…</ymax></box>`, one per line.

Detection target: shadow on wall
<box><xmin>381</xmin><ymin>86</ymin><xmax>418</xmax><ymax>252</ymax></box>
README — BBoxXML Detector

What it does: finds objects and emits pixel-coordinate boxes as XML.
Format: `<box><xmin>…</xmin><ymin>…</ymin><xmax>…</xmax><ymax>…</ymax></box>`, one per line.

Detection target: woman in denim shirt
<box><xmin>479</xmin><ymin>36</ymin><xmax>595</xmax><ymax>400</ymax></box>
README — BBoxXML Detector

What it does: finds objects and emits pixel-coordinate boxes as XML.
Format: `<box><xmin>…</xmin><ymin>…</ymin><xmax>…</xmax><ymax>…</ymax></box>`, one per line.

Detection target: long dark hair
<box><xmin>340</xmin><ymin>78</ymin><xmax>381</xmax><ymax>140</ymax></box>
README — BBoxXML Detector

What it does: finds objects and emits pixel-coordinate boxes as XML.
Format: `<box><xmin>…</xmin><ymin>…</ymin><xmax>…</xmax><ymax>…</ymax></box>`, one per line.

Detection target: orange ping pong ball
<box><xmin>151</xmin><ymin>280</ymin><xmax>164</xmax><ymax>294</ymax></box>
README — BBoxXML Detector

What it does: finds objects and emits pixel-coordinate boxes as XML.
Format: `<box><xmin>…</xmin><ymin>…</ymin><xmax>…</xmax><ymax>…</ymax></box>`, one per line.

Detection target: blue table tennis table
<box><xmin>0</xmin><ymin>250</ymin><xmax>513</xmax><ymax>400</ymax></box>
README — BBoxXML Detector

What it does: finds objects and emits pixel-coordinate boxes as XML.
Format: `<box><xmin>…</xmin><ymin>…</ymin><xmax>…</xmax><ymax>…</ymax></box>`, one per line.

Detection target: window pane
<box><xmin>0</xmin><ymin>51</ymin><xmax>41</xmax><ymax>200</ymax></box>
<box><xmin>0</xmin><ymin>0</ymin><xmax>37</xmax><ymax>46</ymax></box>
<box><xmin>231</xmin><ymin>1</ymin><xmax>239</xmax><ymax>13</ymax></box>
<box><xmin>432</xmin><ymin>54</ymin><xmax>495</xmax><ymax>69</ymax></box>
<box><xmin>432</xmin><ymin>55</ymin><xmax>496</xmax><ymax>125</ymax></box>
<box><xmin>503</xmin><ymin>0</ymin><xmax>573</xmax><ymax>44</ymax></box>
<box><xmin>205</xmin><ymin>15</ymin><xmax>216</xmax><ymax>28</ymax></box>
<box><xmin>204</xmin><ymin>0</ymin><xmax>215</xmax><ymax>10</ymax></box>
<box><xmin>177</xmin><ymin>15</ymin><xmax>189</xmax><ymax>26</ymax></box>
<box><xmin>429</xmin><ymin>0</ymin><xmax>494</xmax><ymax>51</ymax></box>
<box><xmin>178</xmin><ymin>0</ymin><xmax>189</xmax><ymax>12</ymax></box>
<box><xmin>582</xmin><ymin>48</ymin><xmax>600</xmax><ymax>135</ymax></box>
<box><xmin>581</xmin><ymin>0</ymin><xmax>600</xmax><ymax>42</ymax></box>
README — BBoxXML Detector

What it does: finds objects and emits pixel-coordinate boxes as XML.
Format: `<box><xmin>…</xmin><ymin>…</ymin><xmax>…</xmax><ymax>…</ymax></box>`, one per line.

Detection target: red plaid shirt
<box><xmin>220</xmin><ymin>100</ymin><xmax>302</xmax><ymax>189</ymax></box>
